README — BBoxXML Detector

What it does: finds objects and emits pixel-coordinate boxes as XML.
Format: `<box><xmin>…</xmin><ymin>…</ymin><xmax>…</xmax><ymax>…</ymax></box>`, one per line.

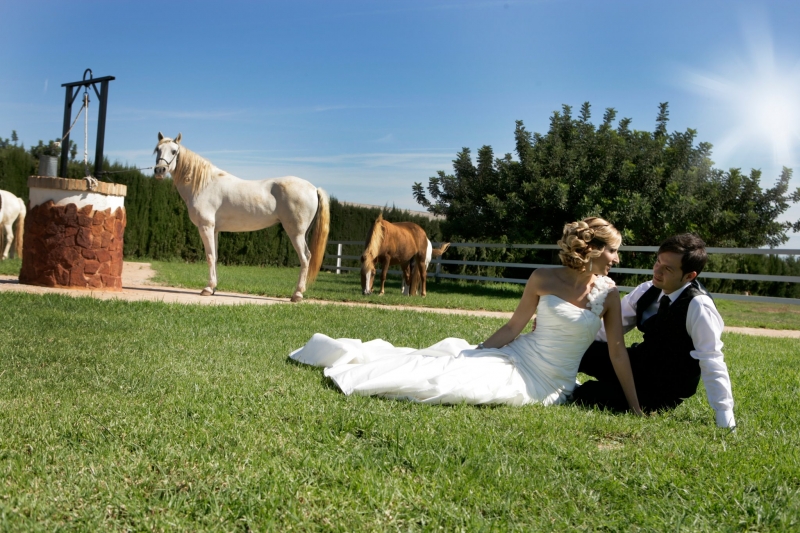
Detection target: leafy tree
<box><xmin>414</xmin><ymin>102</ymin><xmax>800</xmax><ymax>249</ymax></box>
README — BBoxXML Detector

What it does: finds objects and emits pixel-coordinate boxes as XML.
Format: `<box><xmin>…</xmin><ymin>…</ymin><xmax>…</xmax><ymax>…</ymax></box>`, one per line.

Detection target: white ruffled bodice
<box><xmin>498</xmin><ymin>275</ymin><xmax>615</xmax><ymax>404</ymax></box>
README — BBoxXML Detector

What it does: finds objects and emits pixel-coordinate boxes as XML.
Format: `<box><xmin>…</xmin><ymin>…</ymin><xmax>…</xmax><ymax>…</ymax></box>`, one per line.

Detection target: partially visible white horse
<box><xmin>0</xmin><ymin>189</ymin><xmax>26</xmax><ymax>260</ymax></box>
<box><xmin>153</xmin><ymin>133</ymin><xmax>330</xmax><ymax>302</ymax></box>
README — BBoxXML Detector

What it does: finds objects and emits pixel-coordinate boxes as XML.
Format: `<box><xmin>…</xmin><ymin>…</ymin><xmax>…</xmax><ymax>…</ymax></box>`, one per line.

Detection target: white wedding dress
<box><xmin>290</xmin><ymin>276</ymin><xmax>615</xmax><ymax>407</ymax></box>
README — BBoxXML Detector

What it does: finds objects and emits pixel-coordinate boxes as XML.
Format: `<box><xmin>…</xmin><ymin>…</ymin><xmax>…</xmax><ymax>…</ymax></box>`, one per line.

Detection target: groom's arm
<box><xmin>687</xmin><ymin>296</ymin><xmax>736</xmax><ymax>429</ymax></box>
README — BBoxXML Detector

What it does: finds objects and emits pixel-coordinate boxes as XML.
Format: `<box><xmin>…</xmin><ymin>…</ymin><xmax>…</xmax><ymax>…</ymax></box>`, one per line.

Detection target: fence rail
<box><xmin>324</xmin><ymin>241</ymin><xmax>800</xmax><ymax>305</ymax></box>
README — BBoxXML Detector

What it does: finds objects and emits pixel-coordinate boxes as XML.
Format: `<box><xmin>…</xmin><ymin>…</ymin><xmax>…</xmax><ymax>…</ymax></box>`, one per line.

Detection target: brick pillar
<box><xmin>20</xmin><ymin>177</ymin><xmax>127</xmax><ymax>291</ymax></box>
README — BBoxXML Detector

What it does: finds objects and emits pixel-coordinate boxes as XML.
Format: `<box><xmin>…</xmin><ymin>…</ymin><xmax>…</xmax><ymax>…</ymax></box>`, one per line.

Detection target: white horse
<box><xmin>153</xmin><ymin>133</ymin><xmax>330</xmax><ymax>302</ymax></box>
<box><xmin>0</xmin><ymin>189</ymin><xmax>26</xmax><ymax>260</ymax></box>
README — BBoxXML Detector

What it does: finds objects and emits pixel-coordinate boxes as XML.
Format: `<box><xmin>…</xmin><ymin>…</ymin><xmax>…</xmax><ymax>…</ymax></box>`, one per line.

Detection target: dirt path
<box><xmin>1</xmin><ymin>262</ymin><xmax>798</xmax><ymax>339</ymax></box>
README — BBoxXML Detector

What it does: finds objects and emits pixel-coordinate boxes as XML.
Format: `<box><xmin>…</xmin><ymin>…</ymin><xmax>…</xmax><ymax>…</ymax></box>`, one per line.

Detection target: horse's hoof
<box><xmin>290</xmin><ymin>293</ymin><xmax>303</xmax><ymax>303</ymax></box>
<box><xmin>201</xmin><ymin>287</ymin><xmax>215</xmax><ymax>296</ymax></box>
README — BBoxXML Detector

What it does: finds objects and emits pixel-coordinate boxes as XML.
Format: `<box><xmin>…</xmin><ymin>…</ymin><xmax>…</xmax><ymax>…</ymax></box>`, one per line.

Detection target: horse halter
<box><xmin>156</xmin><ymin>144</ymin><xmax>180</xmax><ymax>170</ymax></box>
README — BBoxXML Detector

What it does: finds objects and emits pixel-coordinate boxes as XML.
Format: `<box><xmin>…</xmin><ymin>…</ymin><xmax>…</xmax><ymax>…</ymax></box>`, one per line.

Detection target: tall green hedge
<box><xmin>0</xmin><ymin>145</ymin><xmax>34</xmax><ymax>201</ymax></box>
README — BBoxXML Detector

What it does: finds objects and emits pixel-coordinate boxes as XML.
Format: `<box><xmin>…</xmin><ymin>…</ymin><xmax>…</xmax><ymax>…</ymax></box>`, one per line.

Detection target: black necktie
<box><xmin>658</xmin><ymin>295</ymin><xmax>671</xmax><ymax>317</ymax></box>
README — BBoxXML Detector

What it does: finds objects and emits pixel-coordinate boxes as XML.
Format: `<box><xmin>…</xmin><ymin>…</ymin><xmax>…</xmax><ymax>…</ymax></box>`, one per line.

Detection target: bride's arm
<box><xmin>480</xmin><ymin>271</ymin><xmax>541</xmax><ymax>349</ymax></box>
<box><xmin>602</xmin><ymin>289</ymin><xmax>643</xmax><ymax>415</ymax></box>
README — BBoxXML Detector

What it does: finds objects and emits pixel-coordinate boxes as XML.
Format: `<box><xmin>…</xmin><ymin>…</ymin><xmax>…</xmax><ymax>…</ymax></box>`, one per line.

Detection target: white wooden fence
<box><xmin>324</xmin><ymin>241</ymin><xmax>800</xmax><ymax>305</ymax></box>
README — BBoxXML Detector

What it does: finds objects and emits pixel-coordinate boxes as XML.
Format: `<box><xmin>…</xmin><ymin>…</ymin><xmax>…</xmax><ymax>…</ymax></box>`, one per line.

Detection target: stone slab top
<box><xmin>28</xmin><ymin>176</ymin><xmax>127</xmax><ymax>197</ymax></box>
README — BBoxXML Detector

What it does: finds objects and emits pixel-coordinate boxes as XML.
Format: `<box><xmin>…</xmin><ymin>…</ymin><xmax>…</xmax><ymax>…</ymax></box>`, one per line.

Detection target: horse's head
<box><xmin>360</xmin><ymin>253</ymin><xmax>376</xmax><ymax>295</ymax></box>
<box><xmin>360</xmin><ymin>215</ymin><xmax>385</xmax><ymax>295</ymax></box>
<box><xmin>153</xmin><ymin>132</ymin><xmax>182</xmax><ymax>179</ymax></box>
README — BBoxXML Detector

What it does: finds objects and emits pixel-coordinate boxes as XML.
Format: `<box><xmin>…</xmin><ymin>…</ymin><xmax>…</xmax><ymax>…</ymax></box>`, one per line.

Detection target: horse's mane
<box><xmin>156</xmin><ymin>138</ymin><xmax>213</xmax><ymax>196</ymax></box>
<box><xmin>362</xmin><ymin>214</ymin><xmax>385</xmax><ymax>268</ymax></box>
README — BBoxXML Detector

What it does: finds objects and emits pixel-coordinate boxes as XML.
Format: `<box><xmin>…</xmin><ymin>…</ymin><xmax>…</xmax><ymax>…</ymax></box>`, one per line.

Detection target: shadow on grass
<box><xmin>424</xmin><ymin>279</ymin><xmax>523</xmax><ymax>299</ymax></box>
<box><xmin>316</xmin><ymin>273</ymin><xmax>522</xmax><ymax>301</ymax></box>
<box><xmin>286</xmin><ymin>356</ymin><xmax>342</xmax><ymax>392</ymax></box>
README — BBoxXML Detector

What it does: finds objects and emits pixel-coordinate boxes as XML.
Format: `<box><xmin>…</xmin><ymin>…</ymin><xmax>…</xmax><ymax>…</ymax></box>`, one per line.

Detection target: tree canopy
<box><xmin>413</xmin><ymin>102</ymin><xmax>800</xmax><ymax>248</ymax></box>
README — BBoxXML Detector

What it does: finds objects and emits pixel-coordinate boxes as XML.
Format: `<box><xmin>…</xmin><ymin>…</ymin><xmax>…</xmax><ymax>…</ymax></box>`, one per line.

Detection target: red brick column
<box><xmin>20</xmin><ymin>177</ymin><xmax>127</xmax><ymax>291</ymax></box>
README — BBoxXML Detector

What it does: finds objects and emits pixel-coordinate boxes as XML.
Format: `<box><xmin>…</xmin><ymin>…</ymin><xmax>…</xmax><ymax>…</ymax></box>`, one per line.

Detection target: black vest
<box><xmin>632</xmin><ymin>280</ymin><xmax>710</xmax><ymax>398</ymax></box>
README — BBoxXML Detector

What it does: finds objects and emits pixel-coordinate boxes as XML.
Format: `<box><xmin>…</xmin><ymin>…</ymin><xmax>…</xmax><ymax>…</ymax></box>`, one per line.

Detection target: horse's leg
<box><xmin>197</xmin><ymin>224</ymin><xmax>217</xmax><ymax>296</ymax></box>
<box><xmin>401</xmin><ymin>261</ymin><xmax>411</xmax><ymax>295</ymax></box>
<box><xmin>0</xmin><ymin>223</ymin><xmax>12</xmax><ymax>261</ymax></box>
<box><xmin>418</xmin><ymin>255</ymin><xmax>428</xmax><ymax>296</ymax></box>
<box><xmin>378</xmin><ymin>256</ymin><xmax>390</xmax><ymax>295</ymax></box>
<box><xmin>286</xmin><ymin>230</ymin><xmax>311</xmax><ymax>303</ymax></box>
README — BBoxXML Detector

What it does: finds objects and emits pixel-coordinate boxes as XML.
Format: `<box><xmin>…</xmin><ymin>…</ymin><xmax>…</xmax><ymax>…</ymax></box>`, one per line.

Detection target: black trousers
<box><xmin>573</xmin><ymin>341</ymin><xmax>695</xmax><ymax>413</ymax></box>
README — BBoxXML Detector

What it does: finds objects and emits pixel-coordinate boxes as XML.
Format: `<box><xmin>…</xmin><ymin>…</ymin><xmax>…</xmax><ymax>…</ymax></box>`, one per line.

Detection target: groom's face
<box><xmin>652</xmin><ymin>251</ymin><xmax>692</xmax><ymax>294</ymax></box>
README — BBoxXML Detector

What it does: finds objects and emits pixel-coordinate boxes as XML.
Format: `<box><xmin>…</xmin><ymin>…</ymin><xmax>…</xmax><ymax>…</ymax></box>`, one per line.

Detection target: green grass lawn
<box><xmin>148</xmin><ymin>260</ymin><xmax>800</xmax><ymax>330</ymax></box>
<box><xmin>0</xmin><ymin>257</ymin><xmax>21</xmax><ymax>276</ymax></box>
<box><xmin>0</xmin><ymin>291</ymin><xmax>798</xmax><ymax>531</ymax></box>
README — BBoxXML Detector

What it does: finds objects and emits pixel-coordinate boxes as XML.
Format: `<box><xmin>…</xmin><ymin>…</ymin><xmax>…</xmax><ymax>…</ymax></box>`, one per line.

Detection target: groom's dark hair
<box><xmin>658</xmin><ymin>233</ymin><xmax>708</xmax><ymax>275</ymax></box>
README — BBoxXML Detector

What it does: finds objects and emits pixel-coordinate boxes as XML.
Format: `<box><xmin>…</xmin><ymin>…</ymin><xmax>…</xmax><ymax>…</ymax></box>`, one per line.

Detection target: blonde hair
<box><xmin>557</xmin><ymin>217</ymin><xmax>621</xmax><ymax>272</ymax></box>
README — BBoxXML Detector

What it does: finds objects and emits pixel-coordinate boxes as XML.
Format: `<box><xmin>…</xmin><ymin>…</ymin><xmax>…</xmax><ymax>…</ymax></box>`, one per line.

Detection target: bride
<box><xmin>290</xmin><ymin>218</ymin><xmax>642</xmax><ymax>414</ymax></box>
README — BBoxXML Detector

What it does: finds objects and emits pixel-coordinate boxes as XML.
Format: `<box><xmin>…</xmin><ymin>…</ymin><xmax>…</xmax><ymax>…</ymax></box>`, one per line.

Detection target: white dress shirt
<box><xmin>597</xmin><ymin>280</ymin><xmax>736</xmax><ymax>428</ymax></box>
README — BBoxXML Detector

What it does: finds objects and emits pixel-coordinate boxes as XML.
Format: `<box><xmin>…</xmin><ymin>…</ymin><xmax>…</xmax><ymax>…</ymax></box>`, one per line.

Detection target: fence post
<box><xmin>336</xmin><ymin>243</ymin><xmax>342</xmax><ymax>275</ymax></box>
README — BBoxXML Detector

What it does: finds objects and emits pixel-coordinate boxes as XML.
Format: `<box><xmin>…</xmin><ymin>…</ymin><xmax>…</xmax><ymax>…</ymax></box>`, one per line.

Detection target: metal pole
<box><xmin>94</xmin><ymin>79</ymin><xmax>110</xmax><ymax>176</ymax></box>
<box><xmin>336</xmin><ymin>243</ymin><xmax>342</xmax><ymax>274</ymax></box>
<box><xmin>59</xmin><ymin>86</ymin><xmax>75</xmax><ymax>178</ymax></box>
<box><xmin>60</xmin><ymin>73</ymin><xmax>115</xmax><ymax>179</ymax></box>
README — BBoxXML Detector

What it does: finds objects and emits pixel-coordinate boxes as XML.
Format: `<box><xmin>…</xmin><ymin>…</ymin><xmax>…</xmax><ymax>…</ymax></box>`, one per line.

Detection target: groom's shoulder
<box><xmin>624</xmin><ymin>280</ymin><xmax>654</xmax><ymax>302</ymax></box>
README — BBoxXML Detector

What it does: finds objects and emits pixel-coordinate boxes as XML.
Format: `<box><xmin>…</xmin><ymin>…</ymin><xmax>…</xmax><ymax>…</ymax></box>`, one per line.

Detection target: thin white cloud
<box><xmin>109</xmin><ymin>102</ymin><xmax>397</xmax><ymax>123</ymax></box>
<box><xmin>335</xmin><ymin>0</ymin><xmax>538</xmax><ymax>18</ymax></box>
<box><xmin>212</xmin><ymin>151</ymin><xmax>454</xmax><ymax>170</ymax></box>
<box><xmin>373</xmin><ymin>134</ymin><xmax>395</xmax><ymax>144</ymax></box>
<box><xmin>111</xmin><ymin>107</ymin><xmax>247</xmax><ymax>121</ymax></box>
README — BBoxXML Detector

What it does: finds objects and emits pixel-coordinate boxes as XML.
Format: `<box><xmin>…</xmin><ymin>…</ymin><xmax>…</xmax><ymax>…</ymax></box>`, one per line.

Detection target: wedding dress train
<box><xmin>290</xmin><ymin>276</ymin><xmax>614</xmax><ymax>407</ymax></box>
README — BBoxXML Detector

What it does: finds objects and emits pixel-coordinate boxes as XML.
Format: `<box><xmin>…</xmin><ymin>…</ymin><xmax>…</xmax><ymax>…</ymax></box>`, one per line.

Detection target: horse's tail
<box><xmin>409</xmin><ymin>236</ymin><xmax>433</xmax><ymax>296</ymax></box>
<box><xmin>14</xmin><ymin>197</ymin><xmax>25</xmax><ymax>258</ymax></box>
<box><xmin>306</xmin><ymin>188</ymin><xmax>330</xmax><ymax>285</ymax></box>
<box><xmin>431</xmin><ymin>242</ymin><xmax>450</xmax><ymax>257</ymax></box>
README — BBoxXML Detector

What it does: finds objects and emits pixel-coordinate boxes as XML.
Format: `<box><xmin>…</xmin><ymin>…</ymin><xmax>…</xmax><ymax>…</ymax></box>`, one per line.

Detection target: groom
<box><xmin>573</xmin><ymin>233</ymin><xmax>736</xmax><ymax>429</ymax></box>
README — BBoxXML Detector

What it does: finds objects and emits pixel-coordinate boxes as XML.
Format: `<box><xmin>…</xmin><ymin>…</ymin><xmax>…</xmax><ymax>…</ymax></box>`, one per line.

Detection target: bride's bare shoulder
<box><xmin>530</xmin><ymin>266</ymin><xmax>567</xmax><ymax>280</ymax></box>
<box><xmin>528</xmin><ymin>267</ymin><xmax>566</xmax><ymax>290</ymax></box>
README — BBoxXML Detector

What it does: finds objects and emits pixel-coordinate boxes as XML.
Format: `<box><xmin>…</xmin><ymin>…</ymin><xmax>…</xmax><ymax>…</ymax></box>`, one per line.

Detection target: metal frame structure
<box><xmin>59</xmin><ymin>69</ymin><xmax>115</xmax><ymax>178</ymax></box>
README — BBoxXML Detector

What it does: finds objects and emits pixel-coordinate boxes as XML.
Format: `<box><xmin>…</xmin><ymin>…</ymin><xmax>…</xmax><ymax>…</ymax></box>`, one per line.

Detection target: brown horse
<box><xmin>360</xmin><ymin>214</ymin><xmax>449</xmax><ymax>296</ymax></box>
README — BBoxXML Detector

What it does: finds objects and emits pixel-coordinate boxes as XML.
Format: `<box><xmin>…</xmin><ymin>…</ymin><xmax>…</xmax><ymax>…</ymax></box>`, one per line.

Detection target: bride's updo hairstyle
<box><xmin>557</xmin><ymin>217</ymin><xmax>622</xmax><ymax>272</ymax></box>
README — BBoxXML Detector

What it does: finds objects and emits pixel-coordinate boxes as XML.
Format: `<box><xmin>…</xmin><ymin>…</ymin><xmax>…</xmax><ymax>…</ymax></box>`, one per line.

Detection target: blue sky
<box><xmin>2</xmin><ymin>0</ymin><xmax>800</xmax><ymax>246</ymax></box>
